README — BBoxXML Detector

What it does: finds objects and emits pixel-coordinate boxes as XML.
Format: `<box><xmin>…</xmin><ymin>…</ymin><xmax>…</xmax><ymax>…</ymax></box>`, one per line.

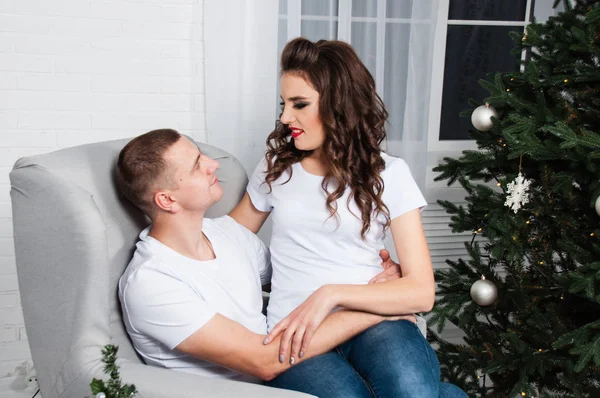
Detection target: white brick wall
<box><xmin>0</xmin><ymin>0</ymin><xmax>206</xmax><ymax>377</ymax></box>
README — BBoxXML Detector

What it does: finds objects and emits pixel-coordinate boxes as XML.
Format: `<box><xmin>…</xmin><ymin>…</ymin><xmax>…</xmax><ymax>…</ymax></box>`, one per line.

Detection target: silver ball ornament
<box><xmin>471</xmin><ymin>104</ymin><xmax>499</xmax><ymax>132</ymax></box>
<box><xmin>595</xmin><ymin>195</ymin><xmax>600</xmax><ymax>216</ymax></box>
<box><xmin>470</xmin><ymin>276</ymin><xmax>498</xmax><ymax>306</ymax></box>
<box><xmin>96</xmin><ymin>393</ymin><xmax>106</xmax><ymax>398</ymax></box>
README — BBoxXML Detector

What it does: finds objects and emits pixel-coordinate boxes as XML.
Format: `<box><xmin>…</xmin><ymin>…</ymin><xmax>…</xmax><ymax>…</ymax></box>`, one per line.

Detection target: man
<box><xmin>116</xmin><ymin>129</ymin><xmax>403</xmax><ymax>383</ymax></box>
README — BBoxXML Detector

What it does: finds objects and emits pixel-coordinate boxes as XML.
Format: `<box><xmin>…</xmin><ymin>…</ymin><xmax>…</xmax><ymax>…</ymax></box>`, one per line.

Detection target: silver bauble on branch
<box><xmin>96</xmin><ymin>393</ymin><xmax>106</xmax><ymax>398</ymax></box>
<box><xmin>470</xmin><ymin>276</ymin><xmax>498</xmax><ymax>306</ymax></box>
<box><xmin>471</xmin><ymin>103</ymin><xmax>499</xmax><ymax>132</ymax></box>
<box><xmin>595</xmin><ymin>195</ymin><xmax>600</xmax><ymax>216</ymax></box>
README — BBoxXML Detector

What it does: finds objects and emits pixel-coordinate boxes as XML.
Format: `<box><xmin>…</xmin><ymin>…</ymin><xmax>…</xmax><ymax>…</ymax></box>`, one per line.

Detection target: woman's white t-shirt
<box><xmin>247</xmin><ymin>153</ymin><xmax>427</xmax><ymax>331</ymax></box>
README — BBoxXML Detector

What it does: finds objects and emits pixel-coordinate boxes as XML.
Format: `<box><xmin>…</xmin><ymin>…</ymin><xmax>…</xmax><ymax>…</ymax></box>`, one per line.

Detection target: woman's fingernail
<box><xmin>299</xmin><ymin>351</ymin><xmax>304</xmax><ymax>358</ymax></box>
<box><xmin>290</xmin><ymin>357</ymin><xmax>295</xmax><ymax>365</ymax></box>
<box><xmin>263</xmin><ymin>337</ymin><xmax>269</xmax><ymax>345</ymax></box>
<box><xmin>279</xmin><ymin>354</ymin><xmax>284</xmax><ymax>363</ymax></box>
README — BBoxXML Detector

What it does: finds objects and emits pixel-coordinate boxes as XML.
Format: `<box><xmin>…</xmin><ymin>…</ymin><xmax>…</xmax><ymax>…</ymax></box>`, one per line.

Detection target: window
<box><xmin>428</xmin><ymin>0</ymin><xmax>535</xmax><ymax>151</ymax></box>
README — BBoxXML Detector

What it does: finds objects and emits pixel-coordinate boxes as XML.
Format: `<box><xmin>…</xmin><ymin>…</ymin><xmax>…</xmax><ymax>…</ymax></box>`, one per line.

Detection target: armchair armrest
<box><xmin>119</xmin><ymin>360</ymin><xmax>315</xmax><ymax>398</ymax></box>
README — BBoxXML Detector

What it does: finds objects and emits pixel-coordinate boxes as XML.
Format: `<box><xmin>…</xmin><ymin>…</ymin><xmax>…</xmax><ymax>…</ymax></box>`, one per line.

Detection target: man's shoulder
<box><xmin>208</xmin><ymin>216</ymin><xmax>255</xmax><ymax>240</ymax></box>
<box><xmin>206</xmin><ymin>215</ymin><xmax>237</xmax><ymax>230</ymax></box>
<box><xmin>207</xmin><ymin>216</ymin><xmax>265</xmax><ymax>255</ymax></box>
<box><xmin>119</xmin><ymin>248</ymin><xmax>171</xmax><ymax>295</ymax></box>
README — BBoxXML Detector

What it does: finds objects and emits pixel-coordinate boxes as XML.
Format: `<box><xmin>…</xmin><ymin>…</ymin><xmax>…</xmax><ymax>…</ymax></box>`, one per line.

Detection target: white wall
<box><xmin>0</xmin><ymin>0</ymin><xmax>206</xmax><ymax>377</ymax></box>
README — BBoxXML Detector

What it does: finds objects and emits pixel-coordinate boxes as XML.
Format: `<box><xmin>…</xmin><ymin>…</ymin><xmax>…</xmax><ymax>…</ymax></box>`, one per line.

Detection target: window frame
<box><xmin>426</xmin><ymin>0</ymin><xmax>539</xmax><ymax>152</ymax></box>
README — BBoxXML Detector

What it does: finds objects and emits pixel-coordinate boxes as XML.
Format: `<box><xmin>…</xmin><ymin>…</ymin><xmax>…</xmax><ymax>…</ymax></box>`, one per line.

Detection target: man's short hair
<box><xmin>116</xmin><ymin>128</ymin><xmax>182</xmax><ymax>217</ymax></box>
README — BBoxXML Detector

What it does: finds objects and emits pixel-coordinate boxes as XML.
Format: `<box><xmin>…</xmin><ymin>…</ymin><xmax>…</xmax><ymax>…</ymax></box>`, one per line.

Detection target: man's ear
<box><xmin>154</xmin><ymin>190</ymin><xmax>178</xmax><ymax>213</ymax></box>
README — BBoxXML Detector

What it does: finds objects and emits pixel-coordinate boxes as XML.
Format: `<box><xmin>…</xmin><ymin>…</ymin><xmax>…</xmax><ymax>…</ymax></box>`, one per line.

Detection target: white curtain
<box><xmin>205</xmin><ymin>0</ymin><xmax>438</xmax><ymax>189</ymax></box>
<box><xmin>204</xmin><ymin>0</ymin><xmax>280</xmax><ymax>174</ymax></box>
<box><xmin>279</xmin><ymin>0</ymin><xmax>439</xmax><ymax>189</ymax></box>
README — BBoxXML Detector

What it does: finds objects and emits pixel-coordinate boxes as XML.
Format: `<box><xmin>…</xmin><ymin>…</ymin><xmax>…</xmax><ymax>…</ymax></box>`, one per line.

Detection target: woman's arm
<box><xmin>330</xmin><ymin>208</ymin><xmax>435</xmax><ymax>314</ymax></box>
<box><xmin>229</xmin><ymin>192</ymin><xmax>270</xmax><ymax>234</ymax></box>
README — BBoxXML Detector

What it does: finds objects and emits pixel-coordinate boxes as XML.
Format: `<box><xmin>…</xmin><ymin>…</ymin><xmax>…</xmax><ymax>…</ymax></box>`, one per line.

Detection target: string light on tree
<box><xmin>471</xmin><ymin>103</ymin><xmax>498</xmax><ymax>132</ymax></box>
<box><xmin>470</xmin><ymin>276</ymin><xmax>498</xmax><ymax>306</ymax></box>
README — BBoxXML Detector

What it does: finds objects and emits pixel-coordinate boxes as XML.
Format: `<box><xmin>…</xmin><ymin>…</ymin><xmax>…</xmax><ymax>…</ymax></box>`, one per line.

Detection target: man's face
<box><xmin>163</xmin><ymin>137</ymin><xmax>223</xmax><ymax>213</ymax></box>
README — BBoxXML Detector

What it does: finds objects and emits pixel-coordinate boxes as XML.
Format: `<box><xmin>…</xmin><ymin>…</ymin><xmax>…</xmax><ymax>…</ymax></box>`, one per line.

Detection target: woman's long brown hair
<box><xmin>265</xmin><ymin>37</ymin><xmax>390</xmax><ymax>238</ymax></box>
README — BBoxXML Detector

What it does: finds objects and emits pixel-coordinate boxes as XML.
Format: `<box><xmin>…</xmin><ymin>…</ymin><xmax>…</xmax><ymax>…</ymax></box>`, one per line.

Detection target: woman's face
<box><xmin>279</xmin><ymin>73</ymin><xmax>326</xmax><ymax>154</ymax></box>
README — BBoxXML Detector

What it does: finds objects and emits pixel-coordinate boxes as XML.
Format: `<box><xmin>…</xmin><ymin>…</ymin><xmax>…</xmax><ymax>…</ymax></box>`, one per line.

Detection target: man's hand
<box><xmin>369</xmin><ymin>249</ymin><xmax>402</xmax><ymax>284</ymax></box>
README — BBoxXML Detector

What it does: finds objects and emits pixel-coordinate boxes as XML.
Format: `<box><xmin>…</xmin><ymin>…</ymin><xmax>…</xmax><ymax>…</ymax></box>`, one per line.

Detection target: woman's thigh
<box><xmin>266</xmin><ymin>350</ymin><xmax>373</xmax><ymax>398</ymax></box>
<box><xmin>340</xmin><ymin>320</ymin><xmax>441</xmax><ymax>398</ymax></box>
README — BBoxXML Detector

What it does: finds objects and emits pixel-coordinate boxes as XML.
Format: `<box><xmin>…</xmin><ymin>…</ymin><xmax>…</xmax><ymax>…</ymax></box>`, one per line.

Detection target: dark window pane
<box><xmin>301</xmin><ymin>0</ymin><xmax>339</xmax><ymax>17</ymax></box>
<box><xmin>449</xmin><ymin>0</ymin><xmax>527</xmax><ymax>21</ymax></box>
<box><xmin>352</xmin><ymin>0</ymin><xmax>377</xmax><ymax>18</ymax></box>
<box><xmin>301</xmin><ymin>20</ymin><xmax>338</xmax><ymax>41</ymax></box>
<box><xmin>439</xmin><ymin>25</ymin><xmax>522</xmax><ymax>140</ymax></box>
<box><xmin>351</xmin><ymin>22</ymin><xmax>377</xmax><ymax>78</ymax></box>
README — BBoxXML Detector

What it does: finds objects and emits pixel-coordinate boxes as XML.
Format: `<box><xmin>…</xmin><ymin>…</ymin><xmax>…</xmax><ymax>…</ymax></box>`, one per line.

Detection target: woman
<box><xmin>230</xmin><ymin>38</ymin><xmax>466</xmax><ymax>398</ymax></box>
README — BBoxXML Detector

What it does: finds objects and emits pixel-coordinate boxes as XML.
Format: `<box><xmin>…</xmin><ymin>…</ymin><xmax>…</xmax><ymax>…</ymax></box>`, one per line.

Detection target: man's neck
<box><xmin>149</xmin><ymin>212</ymin><xmax>216</xmax><ymax>261</ymax></box>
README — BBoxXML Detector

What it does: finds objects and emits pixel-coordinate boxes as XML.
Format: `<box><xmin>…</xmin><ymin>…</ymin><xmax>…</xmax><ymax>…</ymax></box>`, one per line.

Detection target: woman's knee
<box><xmin>266</xmin><ymin>351</ymin><xmax>372</xmax><ymax>398</ymax></box>
<box><xmin>346</xmin><ymin>320</ymin><xmax>442</xmax><ymax>397</ymax></box>
<box><xmin>355</xmin><ymin>320</ymin><xmax>439</xmax><ymax>368</ymax></box>
<box><xmin>358</xmin><ymin>319</ymin><xmax>424</xmax><ymax>345</ymax></box>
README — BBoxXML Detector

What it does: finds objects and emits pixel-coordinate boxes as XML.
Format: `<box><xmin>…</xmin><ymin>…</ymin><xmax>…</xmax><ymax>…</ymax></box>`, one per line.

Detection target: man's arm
<box><xmin>176</xmin><ymin>310</ymin><xmax>383</xmax><ymax>381</ymax></box>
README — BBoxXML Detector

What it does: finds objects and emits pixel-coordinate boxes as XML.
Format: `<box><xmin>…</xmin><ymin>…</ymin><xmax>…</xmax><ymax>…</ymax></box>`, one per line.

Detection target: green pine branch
<box><xmin>90</xmin><ymin>345</ymin><xmax>138</xmax><ymax>398</ymax></box>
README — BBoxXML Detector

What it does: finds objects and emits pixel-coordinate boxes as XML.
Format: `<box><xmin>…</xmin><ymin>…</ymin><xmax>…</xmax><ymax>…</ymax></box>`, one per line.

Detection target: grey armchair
<box><xmin>10</xmin><ymin>138</ymin><xmax>313</xmax><ymax>398</ymax></box>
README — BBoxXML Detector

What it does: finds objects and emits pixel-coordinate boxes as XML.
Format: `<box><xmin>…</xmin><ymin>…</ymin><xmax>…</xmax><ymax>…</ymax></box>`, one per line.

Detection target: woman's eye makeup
<box><xmin>279</xmin><ymin>101</ymin><xmax>309</xmax><ymax>110</ymax></box>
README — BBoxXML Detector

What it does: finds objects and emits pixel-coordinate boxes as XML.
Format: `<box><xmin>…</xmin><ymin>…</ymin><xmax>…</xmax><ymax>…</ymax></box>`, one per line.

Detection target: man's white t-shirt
<box><xmin>119</xmin><ymin>216</ymin><xmax>271</xmax><ymax>382</ymax></box>
<box><xmin>247</xmin><ymin>153</ymin><xmax>427</xmax><ymax>331</ymax></box>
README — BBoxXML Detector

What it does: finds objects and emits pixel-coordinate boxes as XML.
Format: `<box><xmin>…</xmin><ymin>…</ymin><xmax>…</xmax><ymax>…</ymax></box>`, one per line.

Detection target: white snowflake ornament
<box><xmin>504</xmin><ymin>172</ymin><xmax>532</xmax><ymax>213</ymax></box>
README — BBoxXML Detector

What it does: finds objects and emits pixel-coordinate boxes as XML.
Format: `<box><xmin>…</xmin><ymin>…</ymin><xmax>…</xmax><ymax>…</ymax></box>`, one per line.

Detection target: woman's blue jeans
<box><xmin>266</xmin><ymin>320</ymin><xmax>467</xmax><ymax>398</ymax></box>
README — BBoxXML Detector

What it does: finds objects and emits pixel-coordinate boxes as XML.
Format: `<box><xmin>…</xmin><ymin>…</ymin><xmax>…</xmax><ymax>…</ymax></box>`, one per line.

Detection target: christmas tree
<box><xmin>429</xmin><ymin>1</ymin><xmax>600</xmax><ymax>396</ymax></box>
